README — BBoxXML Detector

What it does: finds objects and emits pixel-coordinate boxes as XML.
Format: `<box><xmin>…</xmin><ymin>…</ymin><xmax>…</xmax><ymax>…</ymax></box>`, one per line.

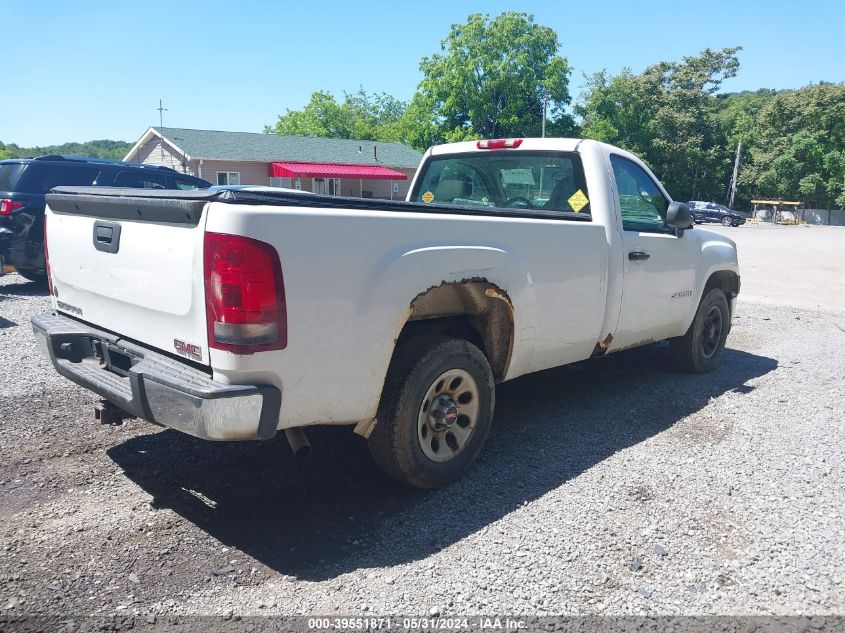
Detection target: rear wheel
<box><xmin>369</xmin><ymin>334</ymin><xmax>495</xmax><ymax>488</ymax></box>
<box><xmin>670</xmin><ymin>288</ymin><xmax>731</xmax><ymax>373</ymax></box>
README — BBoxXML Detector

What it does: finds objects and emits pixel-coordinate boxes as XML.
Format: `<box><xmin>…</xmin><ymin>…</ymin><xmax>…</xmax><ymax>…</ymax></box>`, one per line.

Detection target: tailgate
<box><xmin>45</xmin><ymin>188</ymin><xmax>216</xmax><ymax>365</ymax></box>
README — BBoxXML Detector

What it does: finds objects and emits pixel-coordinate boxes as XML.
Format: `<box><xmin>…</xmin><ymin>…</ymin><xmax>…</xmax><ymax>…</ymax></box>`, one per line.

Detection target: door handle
<box><xmin>628</xmin><ymin>251</ymin><xmax>650</xmax><ymax>261</ymax></box>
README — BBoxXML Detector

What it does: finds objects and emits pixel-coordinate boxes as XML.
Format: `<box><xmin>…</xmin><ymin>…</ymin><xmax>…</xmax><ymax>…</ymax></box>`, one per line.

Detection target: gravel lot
<box><xmin>1</xmin><ymin>225</ymin><xmax>844</xmax><ymax>621</ymax></box>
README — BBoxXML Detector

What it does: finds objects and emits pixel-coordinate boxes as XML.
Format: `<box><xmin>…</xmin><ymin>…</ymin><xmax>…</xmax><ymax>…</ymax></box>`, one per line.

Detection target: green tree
<box><xmin>577</xmin><ymin>47</ymin><xmax>742</xmax><ymax>202</ymax></box>
<box><xmin>0</xmin><ymin>139</ymin><xmax>132</xmax><ymax>160</ymax></box>
<box><xmin>415</xmin><ymin>12</ymin><xmax>572</xmax><ymax>143</ymax></box>
<box><xmin>265</xmin><ymin>88</ymin><xmax>409</xmax><ymax>142</ymax></box>
<box><xmin>743</xmin><ymin>83</ymin><xmax>845</xmax><ymax>207</ymax></box>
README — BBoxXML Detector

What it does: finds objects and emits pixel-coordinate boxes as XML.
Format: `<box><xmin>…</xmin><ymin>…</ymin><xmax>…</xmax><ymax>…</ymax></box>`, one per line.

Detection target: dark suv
<box><xmin>0</xmin><ymin>156</ymin><xmax>210</xmax><ymax>281</ymax></box>
<box><xmin>688</xmin><ymin>201</ymin><xmax>746</xmax><ymax>227</ymax></box>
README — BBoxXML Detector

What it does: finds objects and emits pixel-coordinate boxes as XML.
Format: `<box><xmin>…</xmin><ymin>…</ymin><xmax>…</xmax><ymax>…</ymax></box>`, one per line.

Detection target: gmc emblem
<box><xmin>174</xmin><ymin>339</ymin><xmax>202</xmax><ymax>361</ymax></box>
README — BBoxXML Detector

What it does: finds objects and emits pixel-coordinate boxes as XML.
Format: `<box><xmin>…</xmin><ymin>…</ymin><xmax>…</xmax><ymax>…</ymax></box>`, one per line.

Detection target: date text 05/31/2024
<box><xmin>307</xmin><ymin>617</ymin><xmax>527</xmax><ymax>630</ymax></box>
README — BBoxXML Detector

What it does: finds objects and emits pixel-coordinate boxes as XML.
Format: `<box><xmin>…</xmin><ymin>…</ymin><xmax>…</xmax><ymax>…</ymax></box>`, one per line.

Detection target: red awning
<box><xmin>270</xmin><ymin>162</ymin><xmax>408</xmax><ymax>180</ymax></box>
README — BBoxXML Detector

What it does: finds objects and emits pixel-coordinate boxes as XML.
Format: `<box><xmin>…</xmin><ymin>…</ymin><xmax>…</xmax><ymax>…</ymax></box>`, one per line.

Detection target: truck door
<box><xmin>607</xmin><ymin>154</ymin><xmax>698</xmax><ymax>351</ymax></box>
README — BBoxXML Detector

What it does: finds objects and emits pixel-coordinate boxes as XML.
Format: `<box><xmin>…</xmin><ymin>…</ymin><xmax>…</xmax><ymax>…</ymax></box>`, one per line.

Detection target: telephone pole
<box><xmin>157</xmin><ymin>99</ymin><xmax>168</xmax><ymax>162</ymax></box>
<box><xmin>541</xmin><ymin>93</ymin><xmax>548</xmax><ymax>138</ymax></box>
<box><xmin>728</xmin><ymin>141</ymin><xmax>741</xmax><ymax>209</ymax></box>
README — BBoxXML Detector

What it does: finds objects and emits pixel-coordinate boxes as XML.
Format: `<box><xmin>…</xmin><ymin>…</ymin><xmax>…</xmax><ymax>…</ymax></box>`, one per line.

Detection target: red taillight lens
<box><xmin>44</xmin><ymin>215</ymin><xmax>54</xmax><ymax>296</ymax></box>
<box><xmin>203</xmin><ymin>232</ymin><xmax>287</xmax><ymax>354</ymax></box>
<box><xmin>476</xmin><ymin>138</ymin><xmax>524</xmax><ymax>150</ymax></box>
<box><xmin>0</xmin><ymin>199</ymin><xmax>24</xmax><ymax>215</ymax></box>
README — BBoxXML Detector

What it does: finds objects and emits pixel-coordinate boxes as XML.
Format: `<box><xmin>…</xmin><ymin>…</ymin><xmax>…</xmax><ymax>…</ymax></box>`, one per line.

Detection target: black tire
<box><xmin>732</xmin><ymin>219</ymin><xmax>740</xmax><ymax>227</ymax></box>
<box><xmin>369</xmin><ymin>334</ymin><xmax>495</xmax><ymax>488</ymax></box>
<box><xmin>721</xmin><ymin>216</ymin><xmax>732</xmax><ymax>227</ymax></box>
<box><xmin>670</xmin><ymin>288</ymin><xmax>731</xmax><ymax>373</ymax></box>
<box><xmin>17</xmin><ymin>270</ymin><xmax>47</xmax><ymax>285</ymax></box>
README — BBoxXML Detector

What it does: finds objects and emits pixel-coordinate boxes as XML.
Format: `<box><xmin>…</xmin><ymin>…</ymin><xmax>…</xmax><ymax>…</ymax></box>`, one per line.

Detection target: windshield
<box><xmin>412</xmin><ymin>151</ymin><xmax>591</xmax><ymax>218</ymax></box>
<box><xmin>0</xmin><ymin>164</ymin><xmax>25</xmax><ymax>191</ymax></box>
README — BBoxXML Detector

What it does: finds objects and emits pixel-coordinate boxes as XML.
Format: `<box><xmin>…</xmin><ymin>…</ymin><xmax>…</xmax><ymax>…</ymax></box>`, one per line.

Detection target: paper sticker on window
<box><xmin>501</xmin><ymin>169</ymin><xmax>536</xmax><ymax>185</ymax></box>
<box><xmin>421</xmin><ymin>191</ymin><xmax>434</xmax><ymax>203</ymax></box>
<box><xmin>568</xmin><ymin>189</ymin><xmax>589</xmax><ymax>213</ymax></box>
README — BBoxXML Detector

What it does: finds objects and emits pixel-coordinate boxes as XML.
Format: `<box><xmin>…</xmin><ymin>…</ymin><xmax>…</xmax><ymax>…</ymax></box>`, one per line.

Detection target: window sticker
<box><xmin>568</xmin><ymin>189</ymin><xmax>589</xmax><ymax>213</ymax></box>
<box><xmin>501</xmin><ymin>169</ymin><xmax>536</xmax><ymax>185</ymax></box>
<box><xmin>421</xmin><ymin>191</ymin><xmax>434</xmax><ymax>203</ymax></box>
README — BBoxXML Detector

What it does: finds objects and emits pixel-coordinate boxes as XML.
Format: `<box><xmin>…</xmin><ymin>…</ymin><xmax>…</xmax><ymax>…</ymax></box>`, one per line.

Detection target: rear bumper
<box><xmin>31</xmin><ymin>312</ymin><xmax>281</xmax><ymax>441</ymax></box>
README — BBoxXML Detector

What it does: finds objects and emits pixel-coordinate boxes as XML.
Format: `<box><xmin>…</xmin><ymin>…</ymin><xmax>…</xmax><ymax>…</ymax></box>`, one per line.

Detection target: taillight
<box><xmin>476</xmin><ymin>138</ymin><xmax>523</xmax><ymax>150</ymax></box>
<box><xmin>44</xmin><ymin>215</ymin><xmax>54</xmax><ymax>296</ymax></box>
<box><xmin>204</xmin><ymin>232</ymin><xmax>287</xmax><ymax>354</ymax></box>
<box><xmin>0</xmin><ymin>199</ymin><xmax>24</xmax><ymax>215</ymax></box>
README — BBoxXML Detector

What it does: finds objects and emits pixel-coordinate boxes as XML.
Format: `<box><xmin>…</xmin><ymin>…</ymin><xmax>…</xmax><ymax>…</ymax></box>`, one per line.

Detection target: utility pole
<box><xmin>539</xmin><ymin>93</ymin><xmax>548</xmax><ymax>200</ymax></box>
<box><xmin>728</xmin><ymin>141</ymin><xmax>741</xmax><ymax>209</ymax></box>
<box><xmin>541</xmin><ymin>93</ymin><xmax>548</xmax><ymax>138</ymax></box>
<box><xmin>157</xmin><ymin>99</ymin><xmax>168</xmax><ymax>163</ymax></box>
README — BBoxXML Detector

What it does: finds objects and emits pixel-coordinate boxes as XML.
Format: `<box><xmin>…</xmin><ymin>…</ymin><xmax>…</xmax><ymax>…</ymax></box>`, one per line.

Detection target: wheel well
<box><xmin>704</xmin><ymin>270</ymin><xmax>740</xmax><ymax>303</ymax></box>
<box><xmin>399</xmin><ymin>280</ymin><xmax>514</xmax><ymax>381</ymax></box>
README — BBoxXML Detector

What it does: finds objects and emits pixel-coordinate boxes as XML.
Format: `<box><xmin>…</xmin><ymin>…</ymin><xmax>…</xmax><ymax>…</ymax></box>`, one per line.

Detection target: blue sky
<box><xmin>3</xmin><ymin>0</ymin><xmax>842</xmax><ymax>147</ymax></box>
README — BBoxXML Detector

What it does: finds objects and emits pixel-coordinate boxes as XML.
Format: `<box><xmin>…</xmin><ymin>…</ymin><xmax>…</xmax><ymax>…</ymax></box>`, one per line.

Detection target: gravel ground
<box><xmin>1</xmin><ymin>257</ymin><xmax>844</xmax><ymax>620</ymax></box>
<box><xmin>705</xmin><ymin>223</ymin><xmax>845</xmax><ymax>313</ymax></box>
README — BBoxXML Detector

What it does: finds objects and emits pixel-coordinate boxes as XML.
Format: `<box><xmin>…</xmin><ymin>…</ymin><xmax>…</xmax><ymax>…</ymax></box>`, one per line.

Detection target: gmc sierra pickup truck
<box><xmin>32</xmin><ymin>138</ymin><xmax>740</xmax><ymax>488</ymax></box>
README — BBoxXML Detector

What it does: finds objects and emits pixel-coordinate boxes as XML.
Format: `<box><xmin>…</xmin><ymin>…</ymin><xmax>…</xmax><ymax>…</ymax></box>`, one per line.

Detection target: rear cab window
<box><xmin>411</xmin><ymin>151</ymin><xmax>591</xmax><ymax>220</ymax></box>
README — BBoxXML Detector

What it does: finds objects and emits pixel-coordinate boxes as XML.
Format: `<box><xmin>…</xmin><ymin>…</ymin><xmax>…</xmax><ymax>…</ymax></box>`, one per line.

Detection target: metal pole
<box><xmin>728</xmin><ymin>141</ymin><xmax>741</xmax><ymax>209</ymax></box>
<box><xmin>157</xmin><ymin>99</ymin><xmax>168</xmax><ymax>164</ymax></box>
<box><xmin>539</xmin><ymin>93</ymin><xmax>548</xmax><ymax>200</ymax></box>
<box><xmin>541</xmin><ymin>94</ymin><xmax>547</xmax><ymax>138</ymax></box>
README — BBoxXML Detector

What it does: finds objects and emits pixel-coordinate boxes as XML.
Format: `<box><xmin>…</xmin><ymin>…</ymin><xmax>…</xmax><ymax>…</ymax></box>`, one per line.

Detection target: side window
<box><xmin>37</xmin><ymin>165</ymin><xmax>100</xmax><ymax>192</ymax></box>
<box><xmin>174</xmin><ymin>177</ymin><xmax>202</xmax><ymax>190</ymax></box>
<box><xmin>610</xmin><ymin>155</ymin><xmax>668</xmax><ymax>232</ymax></box>
<box><xmin>114</xmin><ymin>171</ymin><xmax>168</xmax><ymax>189</ymax></box>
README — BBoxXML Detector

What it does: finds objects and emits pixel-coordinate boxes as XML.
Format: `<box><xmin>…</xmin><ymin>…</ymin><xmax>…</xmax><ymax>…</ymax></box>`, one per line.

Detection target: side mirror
<box><xmin>666</xmin><ymin>201</ymin><xmax>693</xmax><ymax>233</ymax></box>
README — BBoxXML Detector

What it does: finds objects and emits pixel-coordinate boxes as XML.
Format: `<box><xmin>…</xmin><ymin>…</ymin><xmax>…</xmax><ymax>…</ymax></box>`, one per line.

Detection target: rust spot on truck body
<box><xmin>591</xmin><ymin>333</ymin><xmax>614</xmax><ymax>357</ymax></box>
<box><xmin>407</xmin><ymin>279</ymin><xmax>514</xmax><ymax>381</ymax></box>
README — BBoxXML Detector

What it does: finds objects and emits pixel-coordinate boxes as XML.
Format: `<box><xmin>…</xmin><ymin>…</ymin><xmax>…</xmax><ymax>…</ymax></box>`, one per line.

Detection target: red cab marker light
<box><xmin>476</xmin><ymin>138</ymin><xmax>524</xmax><ymax>150</ymax></box>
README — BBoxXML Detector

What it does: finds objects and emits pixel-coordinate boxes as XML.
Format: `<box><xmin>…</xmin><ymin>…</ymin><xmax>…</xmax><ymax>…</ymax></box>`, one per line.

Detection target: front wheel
<box><xmin>670</xmin><ymin>288</ymin><xmax>731</xmax><ymax>373</ymax></box>
<box><xmin>368</xmin><ymin>335</ymin><xmax>495</xmax><ymax>488</ymax></box>
<box><xmin>721</xmin><ymin>216</ymin><xmax>733</xmax><ymax>227</ymax></box>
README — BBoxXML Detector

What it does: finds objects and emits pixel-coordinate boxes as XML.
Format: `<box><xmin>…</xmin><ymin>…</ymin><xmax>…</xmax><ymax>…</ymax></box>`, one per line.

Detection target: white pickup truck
<box><xmin>33</xmin><ymin>138</ymin><xmax>739</xmax><ymax>488</ymax></box>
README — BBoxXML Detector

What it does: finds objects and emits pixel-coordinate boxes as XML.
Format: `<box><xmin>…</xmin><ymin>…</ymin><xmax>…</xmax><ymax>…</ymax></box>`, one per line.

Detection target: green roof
<box><xmin>153</xmin><ymin>127</ymin><xmax>422</xmax><ymax>167</ymax></box>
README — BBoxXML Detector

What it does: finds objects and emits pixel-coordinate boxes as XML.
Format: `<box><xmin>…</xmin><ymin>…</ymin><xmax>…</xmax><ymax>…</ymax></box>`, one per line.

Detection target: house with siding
<box><xmin>123</xmin><ymin>127</ymin><xmax>423</xmax><ymax>199</ymax></box>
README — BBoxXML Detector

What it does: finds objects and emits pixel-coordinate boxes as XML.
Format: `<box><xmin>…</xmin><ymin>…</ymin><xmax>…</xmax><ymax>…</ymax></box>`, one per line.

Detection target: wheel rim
<box><xmin>417</xmin><ymin>368</ymin><xmax>480</xmax><ymax>463</ymax></box>
<box><xmin>700</xmin><ymin>306</ymin><xmax>723</xmax><ymax>359</ymax></box>
<box><xmin>722</xmin><ymin>217</ymin><xmax>731</xmax><ymax>226</ymax></box>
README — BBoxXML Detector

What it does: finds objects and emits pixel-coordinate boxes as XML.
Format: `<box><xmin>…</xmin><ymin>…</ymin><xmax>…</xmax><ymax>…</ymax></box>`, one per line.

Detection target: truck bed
<box><xmin>44</xmin><ymin>184</ymin><xmax>609</xmax><ymax>429</ymax></box>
